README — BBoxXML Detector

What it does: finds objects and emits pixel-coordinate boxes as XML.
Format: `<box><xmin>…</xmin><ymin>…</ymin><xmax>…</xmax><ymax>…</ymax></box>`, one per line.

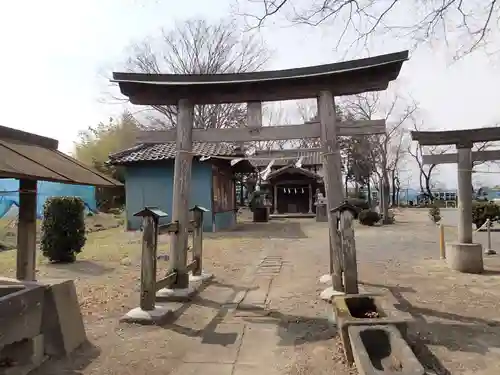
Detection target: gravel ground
<box><xmin>26</xmin><ymin>208</ymin><xmax>500</xmax><ymax>375</ymax></box>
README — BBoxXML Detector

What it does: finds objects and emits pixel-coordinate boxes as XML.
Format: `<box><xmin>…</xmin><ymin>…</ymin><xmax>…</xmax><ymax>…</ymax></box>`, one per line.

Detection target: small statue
<box><xmin>315</xmin><ymin>189</ymin><xmax>326</xmax><ymax>205</ymax></box>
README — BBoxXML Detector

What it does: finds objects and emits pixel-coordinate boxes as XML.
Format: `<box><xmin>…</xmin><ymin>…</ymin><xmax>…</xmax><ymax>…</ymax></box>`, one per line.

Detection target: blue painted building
<box><xmin>108</xmin><ymin>142</ymin><xmax>254</xmax><ymax>232</ymax></box>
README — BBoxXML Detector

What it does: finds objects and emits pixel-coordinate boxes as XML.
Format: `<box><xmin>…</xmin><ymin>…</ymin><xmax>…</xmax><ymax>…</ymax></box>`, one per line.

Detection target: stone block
<box><xmin>348</xmin><ymin>324</ymin><xmax>424</xmax><ymax>375</ymax></box>
<box><xmin>446</xmin><ymin>242</ymin><xmax>484</xmax><ymax>274</ymax></box>
<box><xmin>333</xmin><ymin>294</ymin><xmax>411</xmax><ymax>364</ymax></box>
<box><xmin>0</xmin><ymin>281</ymin><xmax>44</xmax><ymax>348</ymax></box>
<box><xmin>39</xmin><ymin>279</ymin><xmax>87</xmax><ymax>357</ymax></box>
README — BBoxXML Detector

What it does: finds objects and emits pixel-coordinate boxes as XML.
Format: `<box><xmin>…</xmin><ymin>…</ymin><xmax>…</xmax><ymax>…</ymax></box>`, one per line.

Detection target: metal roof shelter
<box><xmin>112</xmin><ymin>51</ymin><xmax>409</xmax><ymax>105</ymax></box>
<box><xmin>0</xmin><ymin>125</ymin><xmax>121</xmax><ymax>186</ymax></box>
<box><xmin>0</xmin><ymin>125</ymin><xmax>122</xmax><ymax>282</ymax></box>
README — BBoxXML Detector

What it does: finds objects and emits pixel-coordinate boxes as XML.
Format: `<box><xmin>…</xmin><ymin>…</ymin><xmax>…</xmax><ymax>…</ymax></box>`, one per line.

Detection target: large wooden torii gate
<box><xmin>113</xmin><ymin>51</ymin><xmax>408</xmax><ymax>299</ymax></box>
<box><xmin>412</xmin><ymin>126</ymin><xmax>500</xmax><ymax>274</ymax></box>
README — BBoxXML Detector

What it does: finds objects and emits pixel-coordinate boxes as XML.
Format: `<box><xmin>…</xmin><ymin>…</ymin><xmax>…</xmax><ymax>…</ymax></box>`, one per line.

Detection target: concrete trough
<box><xmin>348</xmin><ymin>324</ymin><xmax>424</xmax><ymax>375</ymax></box>
<box><xmin>333</xmin><ymin>294</ymin><xmax>412</xmax><ymax>364</ymax></box>
<box><xmin>0</xmin><ymin>282</ymin><xmax>45</xmax><ymax>349</ymax></box>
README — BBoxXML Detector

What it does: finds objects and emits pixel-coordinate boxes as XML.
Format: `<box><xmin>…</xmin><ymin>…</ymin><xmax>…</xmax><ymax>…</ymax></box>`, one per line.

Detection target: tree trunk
<box><xmin>344</xmin><ymin>175</ymin><xmax>349</xmax><ymax>197</ymax></box>
<box><xmin>382</xmin><ymin>171</ymin><xmax>391</xmax><ymax>224</ymax></box>
<box><xmin>367</xmin><ymin>183</ymin><xmax>372</xmax><ymax>207</ymax></box>
<box><xmin>391</xmin><ymin>170</ymin><xmax>397</xmax><ymax>207</ymax></box>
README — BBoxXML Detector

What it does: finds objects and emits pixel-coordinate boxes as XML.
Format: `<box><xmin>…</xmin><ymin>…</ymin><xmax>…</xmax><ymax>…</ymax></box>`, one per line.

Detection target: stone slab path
<box><xmin>32</xmin><ymin>219</ymin><xmax>352</xmax><ymax>375</ymax></box>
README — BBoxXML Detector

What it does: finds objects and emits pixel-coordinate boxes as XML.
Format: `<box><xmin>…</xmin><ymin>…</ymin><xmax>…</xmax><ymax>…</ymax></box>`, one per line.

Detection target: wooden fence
<box><xmin>133</xmin><ymin>205</ymin><xmax>208</xmax><ymax>311</ymax></box>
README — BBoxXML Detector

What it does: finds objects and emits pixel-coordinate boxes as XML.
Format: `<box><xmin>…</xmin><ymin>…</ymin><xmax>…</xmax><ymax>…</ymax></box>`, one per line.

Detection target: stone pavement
<box><xmin>32</xmin><ymin>219</ymin><xmax>352</xmax><ymax>375</ymax></box>
<box><xmin>161</xmin><ymin>227</ymin><xmax>354</xmax><ymax>375</ymax></box>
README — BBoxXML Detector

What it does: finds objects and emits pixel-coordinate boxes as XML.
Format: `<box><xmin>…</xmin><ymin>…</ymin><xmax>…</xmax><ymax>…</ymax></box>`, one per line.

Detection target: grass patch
<box><xmin>0</xmin><ymin>212</ymin><xmax>124</xmax><ymax>251</ymax></box>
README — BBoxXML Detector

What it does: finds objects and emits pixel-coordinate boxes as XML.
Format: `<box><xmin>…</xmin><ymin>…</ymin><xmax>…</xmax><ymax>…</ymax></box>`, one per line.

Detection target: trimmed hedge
<box><xmin>358</xmin><ymin>210</ymin><xmax>380</xmax><ymax>226</ymax></box>
<box><xmin>41</xmin><ymin>197</ymin><xmax>86</xmax><ymax>263</ymax></box>
<box><xmin>472</xmin><ymin>201</ymin><xmax>500</xmax><ymax>229</ymax></box>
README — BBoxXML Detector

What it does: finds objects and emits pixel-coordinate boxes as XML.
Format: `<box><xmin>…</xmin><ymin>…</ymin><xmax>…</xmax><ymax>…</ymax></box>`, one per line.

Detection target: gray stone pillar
<box><xmin>457</xmin><ymin>146</ymin><xmax>473</xmax><ymax>243</ymax></box>
<box><xmin>273</xmin><ymin>184</ymin><xmax>278</xmax><ymax>214</ymax></box>
<box><xmin>447</xmin><ymin>143</ymin><xmax>483</xmax><ymax>274</ymax></box>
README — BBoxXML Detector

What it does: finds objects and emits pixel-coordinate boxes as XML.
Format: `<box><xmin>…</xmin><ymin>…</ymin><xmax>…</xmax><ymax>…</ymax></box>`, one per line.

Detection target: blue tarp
<box><xmin>0</xmin><ymin>179</ymin><xmax>97</xmax><ymax>219</ymax></box>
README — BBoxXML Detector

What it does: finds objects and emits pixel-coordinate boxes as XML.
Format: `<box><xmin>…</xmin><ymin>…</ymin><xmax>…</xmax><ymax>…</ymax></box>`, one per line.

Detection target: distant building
<box><xmin>108</xmin><ymin>142</ymin><xmax>253</xmax><ymax>232</ymax></box>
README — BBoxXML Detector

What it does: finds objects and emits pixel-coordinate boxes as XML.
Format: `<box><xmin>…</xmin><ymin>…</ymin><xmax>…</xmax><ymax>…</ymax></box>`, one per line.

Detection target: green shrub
<box><xmin>358</xmin><ymin>209</ymin><xmax>381</xmax><ymax>226</ymax></box>
<box><xmin>472</xmin><ymin>201</ymin><xmax>500</xmax><ymax>229</ymax></box>
<box><xmin>428</xmin><ymin>205</ymin><xmax>441</xmax><ymax>223</ymax></box>
<box><xmin>346</xmin><ymin>198</ymin><xmax>370</xmax><ymax>218</ymax></box>
<box><xmin>41</xmin><ymin>197</ymin><xmax>87</xmax><ymax>263</ymax></box>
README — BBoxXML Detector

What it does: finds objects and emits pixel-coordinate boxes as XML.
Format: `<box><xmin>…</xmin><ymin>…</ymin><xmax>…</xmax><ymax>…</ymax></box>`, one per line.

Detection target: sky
<box><xmin>1</xmin><ymin>0</ymin><xmax>500</xmax><ymax>189</ymax></box>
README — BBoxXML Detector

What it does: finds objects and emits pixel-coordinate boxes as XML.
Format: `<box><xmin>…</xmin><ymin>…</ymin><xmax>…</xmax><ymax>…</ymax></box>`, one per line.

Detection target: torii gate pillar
<box><xmin>456</xmin><ymin>145</ymin><xmax>474</xmax><ymax>244</ymax></box>
<box><xmin>448</xmin><ymin>144</ymin><xmax>484</xmax><ymax>273</ymax></box>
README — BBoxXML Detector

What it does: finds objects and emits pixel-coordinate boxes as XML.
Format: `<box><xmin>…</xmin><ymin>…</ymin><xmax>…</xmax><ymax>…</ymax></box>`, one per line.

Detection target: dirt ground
<box><xmin>1</xmin><ymin>208</ymin><xmax>499</xmax><ymax>374</ymax></box>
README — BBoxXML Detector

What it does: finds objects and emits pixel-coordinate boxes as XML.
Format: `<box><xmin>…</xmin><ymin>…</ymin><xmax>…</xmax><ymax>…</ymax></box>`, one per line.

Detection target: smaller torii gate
<box><xmin>412</xmin><ymin>126</ymin><xmax>500</xmax><ymax>274</ymax></box>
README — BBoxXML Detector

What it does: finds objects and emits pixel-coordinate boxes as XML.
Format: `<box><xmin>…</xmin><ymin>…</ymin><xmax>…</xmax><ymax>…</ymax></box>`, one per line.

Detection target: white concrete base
<box><xmin>327</xmin><ymin>308</ymin><xmax>338</xmax><ymax>324</ymax></box>
<box><xmin>189</xmin><ymin>271</ymin><xmax>214</xmax><ymax>283</ymax></box>
<box><xmin>120</xmin><ymin>305</ymin><xmax>173</xmax><ymax>325</ymax></box>
<box><xmin>446</xmin><ymin>242</ymin><xmax>484</xmax><ymax>274</ymax></box>
<box><xmin>319</xmin><ymin>286</ymin><xmax>345</xmax><ymax>302</ymax></box>
<box><xmin>319</xmin><ymin>274</ymin><xmax>332</xmax><ymax>284</ymax></box>
<box><xmin>156</xmin><ymin>286</ymin><xmax>196</xmax><ymax>301</ymax></box>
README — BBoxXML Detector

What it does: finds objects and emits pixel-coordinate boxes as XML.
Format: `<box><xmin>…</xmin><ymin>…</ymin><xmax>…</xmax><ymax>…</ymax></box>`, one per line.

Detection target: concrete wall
<box><xmin>123</xmin><ymin>161</ymin><xmax>237</xmax><ymax>232</ymax></box>
<box><xmin>214</xmin><ymin>211</ymin><xmax>236</xmax><ymax>231</ymax></box>
<box><xmin>124</xmin><ymin>161</ymin><xmax>213</xmax><ymax>232</ymax></box>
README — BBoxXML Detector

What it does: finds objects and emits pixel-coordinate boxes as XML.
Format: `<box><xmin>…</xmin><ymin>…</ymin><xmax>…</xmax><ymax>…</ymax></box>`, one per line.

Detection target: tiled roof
<box><xmin>108</xmin><ymin>142</ymin><xmax>239</xmax><ymax>165</ymax></box>
<box><xmin>251</xmin><ymin>149</ymin><xmax>322</xmax><ymax>167</ymax></box>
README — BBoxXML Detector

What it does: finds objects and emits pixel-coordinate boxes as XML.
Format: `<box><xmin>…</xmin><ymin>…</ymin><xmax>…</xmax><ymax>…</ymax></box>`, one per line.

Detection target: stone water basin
<box><xmin>333</xmin><ymin>294</ymin><xmax>412</xmax><ymax>364</ymax></box>
<box><xmin>348</xmin><ymin>325</ymin><xmax>424</xmax><ymax>375</ymax></box>
<box><xmin>0</xmin><ymin>280</ymin><xmax>44</xmax><ymax>349</ymax></box>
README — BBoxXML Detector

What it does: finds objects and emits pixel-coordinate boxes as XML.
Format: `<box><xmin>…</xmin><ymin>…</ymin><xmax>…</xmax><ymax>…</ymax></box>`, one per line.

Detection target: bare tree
<box><xmin>407</xmin><ymin>121</ymin><xmax>450</xmax><ymax>202</ymax></box>
<box><xmin>123</xmin><ymin>18</ymin><xmax>270</xmax><ymax>129</ymax></box>
<box><xmin>342</xmin><ymin>92</ymin><xmax>415</xmax><ymax>221</ymax></box>
<box><xmin>251</xmin><ymin>103</ymin><xmax>291</xmax><ymax>151</ymax></box>
<box><xmin>294</xmin><ymin>101</ymin><xmax>322</xmax><ymax>148</ymax></box>
<box><xmin>240</xmin><ymin>0</ymin><xmax>499</xmax><ymax>58</ymax></box>
<box><xmin>409</xmin><ymin>119</ymin><xmax>500</xmax><ymax>202</ymax></box>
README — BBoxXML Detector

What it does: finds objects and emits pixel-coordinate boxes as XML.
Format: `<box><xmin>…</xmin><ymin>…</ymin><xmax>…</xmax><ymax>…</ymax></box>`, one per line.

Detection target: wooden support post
<box><xmin>247</xmin><ymin>101</ymin><xmax>263</xmax><ymax>128</ymax></box>
<box><xmin>308</xmin><ymin>184</ymin><xmax>313</xmax><ymax>214</ymax></box>
<box><xmin>140</xmin><ymin>215</ymin><xmax>156</xmax><ymax>311</ymax></box>
<box><xmin>133</xmin><ymin>207</ymin><xmax>168</xmax><ymax>311</ymax></box>
<box><xmin>170</xmin><ymin>99</ymin><xmax>194</xmax><ymax>289</ymax></box>
<box><xmin>339</xmin><ymin>210</ymin><xmax>358</xmax><ymax>294</ymax></box>
<box><xmin>16</xmin><ymin>179</ymin><xmax>37</xmax><ymax>281</ymax></box>
<box><xmin>457</xmin><ymin>145</ymin><xmax>473</xmax><ymax>244</ymax></box>
<box><xmin>439</xmin><ymin>223</ymin><xmax>446</xmax><ymax>259</ymax></box>
<box><xmin>318</xmin><ymin>91</ymin><xmax>344</xmax><ymax>293</ymax></box>
<box><xmin>189</xmin><ymin>205</ymin><xmax>209</xmax><ymax>276</ymax></box>
<box><xmin>273</xmin><ymin>184</ymin><xmax>278</xmax><ymax>214</ymax></box>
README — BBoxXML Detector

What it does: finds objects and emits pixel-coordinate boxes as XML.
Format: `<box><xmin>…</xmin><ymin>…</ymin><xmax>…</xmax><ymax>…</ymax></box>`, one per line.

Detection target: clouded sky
<box><xmin>1</xmin><ymin>0</ymin><xmax>499</xmax><ymax>189</ymax></box>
